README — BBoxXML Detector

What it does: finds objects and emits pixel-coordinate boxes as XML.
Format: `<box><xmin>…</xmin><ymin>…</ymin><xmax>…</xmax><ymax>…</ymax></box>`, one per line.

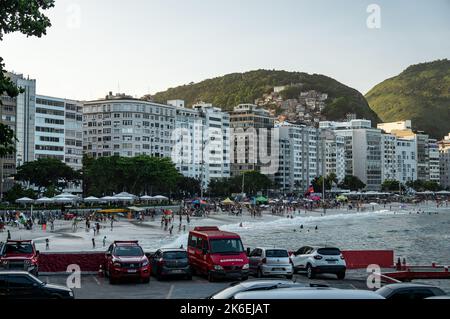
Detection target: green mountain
<box><xmin>366</xmin><ymin>59</ymin><xmax>450</xmax><ymax>139</ymax></box>
<box><xmin>149</xmin><ymin>69</ymin><xmax>380</xmax><ymax>125</ymax></box>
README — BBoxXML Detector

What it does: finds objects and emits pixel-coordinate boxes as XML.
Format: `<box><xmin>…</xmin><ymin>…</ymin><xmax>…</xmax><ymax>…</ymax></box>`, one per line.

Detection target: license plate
<box><xmin>327</xmin><ymin>260</ymin><xmax>337</xmax><ymax>264</ymax></box>
<box><xmin>127</xmin><ymin>269</ymin><xmax>137</xmax><ymax>273</ymax></box>
<box><xmin>171</xmin><ymin>270</ymin><xmax>183</xmax><ymax>274</ymax></box>
<box><xmin>272</xmin><ymin>268</ymin><xmax>284</xmax><ymax>271</ymax></box>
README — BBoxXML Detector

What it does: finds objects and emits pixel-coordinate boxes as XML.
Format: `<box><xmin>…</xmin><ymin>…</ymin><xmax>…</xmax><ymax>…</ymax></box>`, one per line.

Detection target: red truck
<box><xmin>104</xmin><ymin>241</ymin><xmax>151</xmax><ymax>284</ymax></box>
<box><xmin>0</xmin><ymin>240</ymin><xmax>40</xmax><ymax>276</ymax></box>
<box><xmin>188</xmin><ymin>226</ymin><xmax>249</xmax><ymax>282</ymax></box>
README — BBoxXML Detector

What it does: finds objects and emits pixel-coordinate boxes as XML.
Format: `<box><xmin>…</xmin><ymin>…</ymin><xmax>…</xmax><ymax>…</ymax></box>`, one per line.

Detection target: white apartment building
<box><xmin>428</xmin><ymin>138</ymin><xmax>440</xmax><ymax>183</ymax></box>
<box><xmin>322</xmin><ymin>131</ymin><xmax>345</xmax><ymax>183</ymax></box>
<box><xmin>320</xmin><ymin>120</ymin><xmax>382</xmax><ymax>190</ymax></box>
<box><xmin>274</xmin><ymin>122</ymin><xmax>320</xmax><ymax>192</ymax></box>
<box><xmin>171</xmin><ymin>101</ymin><xmax>230</xmax><ymax>189</ymax></box>
<box><xmin>35</xmin><ymin>95</ymin><xmax>83</xmax><ymax>193</ymax></box>
<box><xmin>0</xmin><ymin>72</ymin><xmax>36</xmax><ymax>196</ymax></box>
<box><xmin>395</xmin><ymin>138</ymin><xmax>417</xmax><ymax>184</ymax></box>
<box><xmin>381</xmin><ymin>134</ymin><xmax>397</xmax><ymax>181</ymax></box>
<box><xmin>439</xmin><ymin>134</ymin><xmax>450</xmax><ymax>189</ymax></box>
<box><xmin>83</xmin><ymin>93</ymin><xmax>176</xmax><ymax>158</ymax></box>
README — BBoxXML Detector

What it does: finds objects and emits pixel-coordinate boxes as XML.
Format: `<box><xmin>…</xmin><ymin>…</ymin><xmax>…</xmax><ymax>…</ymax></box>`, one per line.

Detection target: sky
<box><xmin>1</xmin><ymin>0</ymin><xmax>449</xmax><ymax>101</ymax></box>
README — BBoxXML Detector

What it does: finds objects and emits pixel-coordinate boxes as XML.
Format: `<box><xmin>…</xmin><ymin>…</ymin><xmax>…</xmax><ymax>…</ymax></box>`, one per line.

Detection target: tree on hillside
<box><xmin>0</xmin><ymin>0</ymin><xmax>55</xmax><ymax>156</ymax></box>
<box><xmin>14</xmin><ymin>158</ymin><xmax>81</xmax><ymax>193</ymax></box>
<box><xmin>338</xmin><ymin>175</ymin><xmax>366</xmax><ymax>191</ymax></box>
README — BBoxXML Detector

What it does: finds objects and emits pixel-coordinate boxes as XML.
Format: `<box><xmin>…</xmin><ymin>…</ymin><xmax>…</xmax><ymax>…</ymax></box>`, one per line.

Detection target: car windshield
<box><xmin>163</xmin><ymin>251</ymin><xmax>187</xmax><ymax>259</ymax></box>
<box><xmin>210</xmin><ymin>238</ymin><xmax>244</xmax><ymax>254</ymax></box>
<box><xmin>266</xmin><ymin>250</ymin><xmax>289</xmax><ymax>258</ymax></box>
<box><xmin>114</xmin><ymin>246</ymin><xmax>143</xmax><ymax>257</ymax></box>
<box><xmin>5</xmin><ymin>243</ymin><xmax>33</xmax><ymax>254</ymax></box>
<box><xmin>317</xmin><ymin>248</ymin><xmax>341</xmax><ymax>256</ymax></box>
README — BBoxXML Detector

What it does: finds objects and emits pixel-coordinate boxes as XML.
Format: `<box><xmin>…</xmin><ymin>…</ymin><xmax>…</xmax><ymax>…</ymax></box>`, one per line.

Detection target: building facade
<box><xmin>381</xmin><ymin>133</ymin><xmax>397</xmax><ymax>181</ymax></box>
<box><xmin>229</xmin><ymin>104</ymin><xmax>275</xmax><ymax>177</ymax></box>
<box><xmin>320</xmin><ymin>120</ymin><xmax>382</xmax><ymax>190</ymax></box>
<box><xmin>274</xmin><ymin>122</ymin><xmax>320</xmax><ymax>193</ymax></box>
<box><xmin>395</xmin><ymin>138</ymin><xmax>417</xmax><ymax>184</ymax></box>
<box><xmin>438</xmin><ymin>134</ymin><xmax>450</xmax><ymax>189</ymax></box>
<box><xmin>0</xmin><ymin>72</ymin><xmax>36</xmax><ymax>196</ymax></box>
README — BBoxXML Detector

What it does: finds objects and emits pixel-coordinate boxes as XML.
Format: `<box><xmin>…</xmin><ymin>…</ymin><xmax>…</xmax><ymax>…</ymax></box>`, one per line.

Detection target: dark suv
<box><xmin>0</xmin><ymin>271</ymin><xmax>74</xmax><ymax>299</ymax></box>
<box><xmin>104</xmin><ymin>241</ymin><xmax>151</xmax><ymax>284</ymax></box>
<box><xmin>0</xmin><ymin>240</ymin><xmax>39</xmax><ymax>276</ymax></box>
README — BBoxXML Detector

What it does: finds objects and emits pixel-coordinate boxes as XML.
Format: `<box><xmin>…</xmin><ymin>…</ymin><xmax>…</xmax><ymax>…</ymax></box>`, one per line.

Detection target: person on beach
<box><xmin>92</xmin><ymin>238</ymin><xmax>96</xmax><ymax>249</ymax></box>
<box><xmin>7</xmin><ymin>230</ymin><xmax>11</xmax><ymax>240</ymax></box>
<box><xmin>103</xmin><ymin>236</ymin><xmax>107</xmax><ymax>247</ymax></box>
<box><xmin>45</xmin><ymin>238</ymin><xmax>49</xmax><ymax>250</ymax></box>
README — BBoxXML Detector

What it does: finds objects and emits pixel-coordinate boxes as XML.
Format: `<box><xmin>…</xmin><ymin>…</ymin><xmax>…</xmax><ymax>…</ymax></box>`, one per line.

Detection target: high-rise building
<box><xmin>274</xmin><ymin>122</ymin><xmax>320</xmax><ymax>193</ymax></box>
<box><xmin>320</xmin><ymin>119</ymin><xmax>382</xmax><ymax>190</ymax></box>
<box><xmin>377</xmin><ymin>120</ymin><xmax>430</xmax><ymax>182</ymax></box>
<box><xmin>229</xmin><ymin>104</ymin><xmax>275</xmax><ymax>177</ymax></box>
<box><xmin>381</xmin><ymin>133</ymin><xmax>397</xmax><ymax>181</ymax></box>
<box><xmin>322</xmin><ymin>131</ymin><xmax>346</xmax><ymax>183</ymax></box>
<box><xmin>0</xmin><ymin>72</ymin><xmax>36</xmax><ymax>196</ymax></box>
<box><xmin>83</xmin><ymin>93</ymin><xmax>176</xmax><ymax>158</ymax></box>
<box><xmin>171</xmin><ymin>101</ymin><xmax>230</xmax><ymax>190</ymax></box>
<box><xmin>395</xmin><ymin>137</ymin><xmax>417</xmax><ymax>184</ymax></box>
<box><xmin>428</xmin><ymin>138</ymin><xmax>440</xmax><ymax>183</ymax></box>
<box><xmin>438</xmin><ymin>134</ymin><xmax>450</xmax><ymax>189</ymax></box>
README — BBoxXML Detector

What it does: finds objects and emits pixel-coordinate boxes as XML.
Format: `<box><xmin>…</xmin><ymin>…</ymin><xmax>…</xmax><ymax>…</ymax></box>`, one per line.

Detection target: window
<box><xmin>7</xmin><ymin>275</ymin><xmax>36</xmax><ymax>288</ymax></box>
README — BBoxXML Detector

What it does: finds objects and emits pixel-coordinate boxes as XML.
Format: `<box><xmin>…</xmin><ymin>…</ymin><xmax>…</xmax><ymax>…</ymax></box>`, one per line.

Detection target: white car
<box><xmin>248</xmin><ymin>247</ymin><xmax>294</xmax><ymax>279</ymax></box>
<box><xmin>233</xmin><ymin>287</ymin><xmax>384</xmax><ymax>299</ymax></box>
<box><xmin>290</xmin><ymin>246</ymin><xmax>346</xmax><ymax>279</ymax></box>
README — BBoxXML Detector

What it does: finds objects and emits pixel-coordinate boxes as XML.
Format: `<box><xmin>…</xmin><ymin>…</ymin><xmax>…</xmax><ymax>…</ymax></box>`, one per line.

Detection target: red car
<box><xmin>64</xmin><ymin>213</ymin><xmax>76</xmax><ymax>220</ymax></box>
<box><xmin>104</xmin><ymin>241</ymin><xmax>151</xmax><ymax>284</ymax></box>
<box><xmin>0</xmin><ymin>240</ymin><xmax>40</xmax><ymax>276</ymax></box>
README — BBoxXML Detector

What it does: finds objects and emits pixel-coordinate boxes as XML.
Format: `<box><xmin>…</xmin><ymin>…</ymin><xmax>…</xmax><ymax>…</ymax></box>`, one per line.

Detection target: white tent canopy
<box><xmin>100</xmin><ymin>196</ymin><xmax>116</xmax><ymax>202</ymax></box>
<box><xmin>52</xmin><ymin>197</ymin><xmax>77</xmax><ymax>203</ymax></box>
<box><xmin>151</xmin><ymin>195</ymin><xmax>168</xmax><ymax>200</ymax></box>
<box><xmin>55</xmin><ymin>193</ymin><xmax>79</xmax><ymax>199</ymax></box>
<box><xmin>84</xmin><ymin>196</ymin><xmax>100</xmax><ymax>202</ymax></box>
<box><xmin>35</xmin><ymin>197</ymin><xmax>53</xmax><ymax>203</ymax></box>
<box><xmin>140</xmin><ymin>195</ymin><xmax>153</xmax><ymax>200</ymax></box>
<box><xmin>16</xmin><ymin>197</ymin><xmax>34</xmax><ymax>204</ymax></box>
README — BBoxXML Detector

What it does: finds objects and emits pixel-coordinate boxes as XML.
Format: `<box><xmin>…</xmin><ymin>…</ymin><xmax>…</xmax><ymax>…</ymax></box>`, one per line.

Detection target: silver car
<box><xmin>248</xmin><ymin>247</ymin><xmax>293</xmax><ymax>279</ymax></box>
<box><xmin>233</xmin><ymin>287</ymin><xmax>385</xmax><ymax>299</ymax></box>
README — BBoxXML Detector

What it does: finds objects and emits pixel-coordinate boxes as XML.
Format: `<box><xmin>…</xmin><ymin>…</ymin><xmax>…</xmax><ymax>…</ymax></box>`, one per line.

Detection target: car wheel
<box><xmin>306</xmin><ymin>264</ymin><xmax>315</xmax><ymax>279</ymax></box>
<box><xmin>208</xmin><ymin>271</ymin><xmax>215</xmax><ymax>282</ymax></box>
<box><xmin>186</xmin><ymin>274</ymin><xmax>192</xmax><ymax>280</ymax></box>
<box><xmin>337</xmin><ymin>272</ymin><xmax>346</xmax><ymax>280</ymax></box>
<box><xmin>142</xmin><ymin>277</ymin><xmax>150</xmax><ymax>284</ymax></box>
<box><xmin>109</xmin><ymin>276</ymin><xmax>116</xmax><ymax>285</ymax></box>
<box><xmin>241</xmin><ymin>276</ymin><xmax>248</xmax><ymax>281</ymax></box>
<box><xmin>286</xmin><ymin>274</ymin><xmax>293</xmax><ymax>280</ymax></box>
<box><xmin>156</xmin><ymin>272</ymin><xmax>163</xmax><ymax>281</ymax></box>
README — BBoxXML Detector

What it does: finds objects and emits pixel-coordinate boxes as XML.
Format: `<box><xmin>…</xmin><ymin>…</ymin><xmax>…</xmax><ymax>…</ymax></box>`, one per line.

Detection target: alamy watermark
<box><xmin>367</xmin><ymin>4</ymin><xmax>381</xmax><ymax>29</ymax></box>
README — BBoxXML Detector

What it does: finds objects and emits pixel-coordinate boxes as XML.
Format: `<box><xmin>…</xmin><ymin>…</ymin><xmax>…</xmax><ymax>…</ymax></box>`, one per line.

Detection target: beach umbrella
<box><xmin>36</xmin><ymin>197</ymin><xmax>53</xmax><ymax>204</ymax></box>
<box><xmin>255</xmin><ymin>196</ymin><xmax>268</xmax><ymax>203</ymax></box>
<box><xmin>84</xmin><ymin>196</ymin><xmax>99</xmax><ymax>203</ymax></box>
<box><xmin>152</xmin><ymin>195</ymin><xmax>168</xmax><ymax>200</ymax></box>
<box><xmin>221</xmin><ymin>198</ymin><xmax>234</xmax><ymax>205</ymax></box>
<box><xmin>369</xmin><ymin>202</ymin><xmax>378</xmax><ymax>205</ymax></box>
<box><xmin>16</xmin><ymin>197</ymin><xmax>34</xmax><ymax>204</ymax></box>
<box><xmin>53</xmin><ymin>197</ymin><xmax>76</xmax><ymax>203</ymax></box>
<box><xmin>54</xmin><ymin>193</ymin><xmax>78</xmax><ymax>199</ymax></box>
<box><xmin>100</xmin><ymin>196</ymin><xmax>116</xmax><ymax>202</ymax></box>
<box><xmin>140</xmin><ymin>195</ymin><xmax>153</xmax><ymax>200</ymax></box>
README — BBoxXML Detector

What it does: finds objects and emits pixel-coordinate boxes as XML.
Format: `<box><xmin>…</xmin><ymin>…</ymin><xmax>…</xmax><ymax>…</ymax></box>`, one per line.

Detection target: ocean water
<box><xmin>166</xmin><ymin>208</ymin><xmax>450</xmax><ymax>266</ymax></box>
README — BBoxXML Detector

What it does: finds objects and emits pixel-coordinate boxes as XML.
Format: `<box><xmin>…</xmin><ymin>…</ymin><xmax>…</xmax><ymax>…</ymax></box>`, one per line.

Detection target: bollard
<box><xmin>98</xmin><ymin>264</ymin><xmax>104</xmax><ymax>277</ymax></box>
<box><xmin>396</xmin><ymin>258</ymin><xmax>402</xmax><ymax>271</ymax></box>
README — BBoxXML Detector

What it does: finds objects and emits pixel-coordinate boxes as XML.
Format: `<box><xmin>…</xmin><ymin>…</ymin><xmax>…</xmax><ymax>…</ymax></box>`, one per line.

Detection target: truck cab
<box><xmin>0</xmin><ymin>240</ymin><xmax>40</xmax><ymax>276</ymax></box>
<box><xmin>188</xmin><ymin>226</ymin><xmax>249</xmax><ymax>282</ymax></box>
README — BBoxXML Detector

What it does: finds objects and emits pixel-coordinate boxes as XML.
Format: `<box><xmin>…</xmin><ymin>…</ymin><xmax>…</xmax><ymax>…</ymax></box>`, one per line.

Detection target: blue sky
<box><xmin>1</xmin><ymin>0</ymin><xmax>449</xmax><ymax>101</ymax></box>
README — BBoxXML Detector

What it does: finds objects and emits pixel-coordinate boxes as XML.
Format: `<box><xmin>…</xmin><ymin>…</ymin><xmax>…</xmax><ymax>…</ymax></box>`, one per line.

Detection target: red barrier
<box><xmin>342</xmin><ymin>250</ymin><xmax>394</xmax><ymax>269</ymax></box>
<box><xmin>39</xmin><ymin>252</ymin><xmax>105</xmax><ymax>273</ymax></box>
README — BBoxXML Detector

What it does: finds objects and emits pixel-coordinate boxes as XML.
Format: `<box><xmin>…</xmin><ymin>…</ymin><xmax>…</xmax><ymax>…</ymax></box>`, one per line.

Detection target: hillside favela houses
<box><xmin>1</xmin><ymin>73</ymin><xmax>449</xmax><ymax>198</ymax></box>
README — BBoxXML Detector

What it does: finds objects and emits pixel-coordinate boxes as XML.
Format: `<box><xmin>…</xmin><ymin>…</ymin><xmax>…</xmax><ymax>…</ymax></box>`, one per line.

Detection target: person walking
<box><xmin>92</xmin><ymin>238</ymin><xmax>96</xmax><ymax>249</ymax></box>
<box><xmin>45</xmin><ymin>238</ymin><xmax>50</xmax><ymax>250</ymax></box>
<box><xmin>103</xmin><ymin>236</ymin><xmax>107</xmax><ymax>247</ymax></box>
<box><xmin>7</xmin><ymin>230</ymin><xmax>11</xmax><ymax>240</ymax></box>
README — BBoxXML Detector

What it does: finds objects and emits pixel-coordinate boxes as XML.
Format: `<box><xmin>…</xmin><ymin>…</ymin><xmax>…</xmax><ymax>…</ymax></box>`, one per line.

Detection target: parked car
<box><xmin>104</xmin><ymin>241</ymin><xmax>151</xmax><ymax>284</ymax></box>
<box><xmin>233</xmin><ymin>287</ymin><xmax>385</xmax><ymax>299</ymax></box>
<box><xmin>0</xmin><ymin>240</ymin><xmax>39</xmax><ymax>276</ymax></box>
<box><xmin>0</xmin><ymin>271</ymin><xmax>74</xmax><ymax>299</ymax></box>
<box><xmin>150</xmin><ymin>248</ymin><xmax>192</xmax><ymax>280</ymax></box>
<box><xmin>248</xmin><ymin>247</ymin><xmax>293</xmax><ymax>279</ymax></box>
<box><xmin>376</xmin><ymin>283</ymin><xmax>447</xmax><ymax>300</ymax></box>
<box><xmin>208</xmin><ymin>279</ymin><xmax>328</xmax><ymax>299</ymax></box>
<box><xmin>188</xmin><ymin>226</ymin><xmax>249</xmax><ymax>282</ymax></box>
<box><xmin>290</xmin><ymin>246</ymin><xmax>346</xmax><ymax>279</ymax></box>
